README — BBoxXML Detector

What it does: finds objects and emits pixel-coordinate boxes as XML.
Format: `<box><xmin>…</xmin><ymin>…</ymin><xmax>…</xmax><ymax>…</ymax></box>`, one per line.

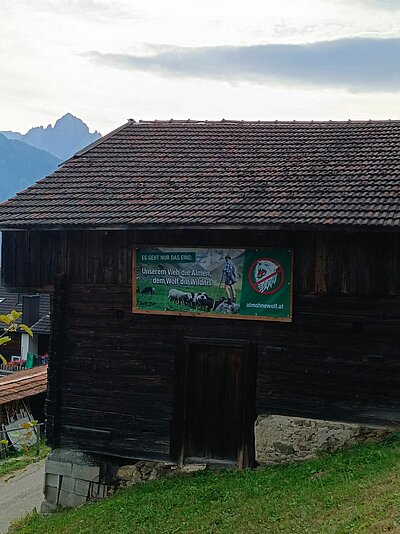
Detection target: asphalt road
<box><xmin>0</xmin><ymin>459</ymin><xmax>45</xmax><ymax>534</ymax></box>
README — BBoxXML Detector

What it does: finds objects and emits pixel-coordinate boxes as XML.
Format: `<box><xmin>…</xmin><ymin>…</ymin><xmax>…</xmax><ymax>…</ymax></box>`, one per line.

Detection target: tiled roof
<box><xmin>0</xmin><ymin>365</ymin><xmax>47</xmax><ymax>405</ymax></box>
<box><xmin>0</xmin><ymin>286</ymin><xmax>50</xmax><ymax>333</ymax></box>
<box><xmin>0</xmin><ymin>120</ymin><xmax>399</xmax><ymax>230</ymax></box>
<box><xmin>31</xmin><ymin>313</ymin><xmax>51</xmax><ymax>335</ymax></box>
<box><xmin>0</xmin><ymin>286</ymin><xmax>21</xmax><ymax>316</ymax></box>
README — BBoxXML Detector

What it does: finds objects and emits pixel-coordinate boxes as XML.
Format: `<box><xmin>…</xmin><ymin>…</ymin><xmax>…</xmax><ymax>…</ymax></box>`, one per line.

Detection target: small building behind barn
<box><xmin>0</xmin><ymin>285</ymin><xmax>50</xmax><ymax>369</ymax></box>
<box><xmin>0</xmin><ymin>365</ymin><xmax>47</xmax><ymax>456</ymax></box>
<box><xmin>0</xmin><ymin>120</ymin><xmax>398</xmax><ymax>508</ymax></box>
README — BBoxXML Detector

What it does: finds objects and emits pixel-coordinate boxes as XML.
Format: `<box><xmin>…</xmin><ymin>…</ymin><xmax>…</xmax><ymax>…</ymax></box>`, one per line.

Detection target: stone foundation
<box><xmin>117</xmin><ymin>461</ymin><xmax>206</xmax><ymax>487</ymax></box>
<box><xmin>41</xmin><ymin>449</ymin><xmax>111</xmax><ymax>512</ymax></box>
<box><xmin>255</xmin><ymin>414</ymin><xmax>393</xmax><ymax>466</ymax></box>
<box><xmin>117</xmin><ymin>461</ymin><xmax>178</xmax><ymax>487</ymax></box>
<box><xmin>41</xmin><ymin>419</ymin><xmax>392</xmax><ymax>512</ymax></box>
<box><xmin>41</xmin><ymin>451</ymin><xmax>207</xmax><ymax>512</ymax></box>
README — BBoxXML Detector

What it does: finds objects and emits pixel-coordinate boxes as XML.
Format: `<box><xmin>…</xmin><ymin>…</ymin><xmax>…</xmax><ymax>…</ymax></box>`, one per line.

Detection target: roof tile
<box><xmin>0</xmin><ymin>120</ymin><xmax>398</xmax><ymax>229</ymax></box>
<box><xmin>0</xmin><ymin>365</ymin><xmax>47</xmax><ymax>405</ymax></box>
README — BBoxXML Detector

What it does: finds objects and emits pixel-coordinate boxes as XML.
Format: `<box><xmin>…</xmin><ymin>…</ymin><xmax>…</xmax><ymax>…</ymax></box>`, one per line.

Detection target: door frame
<box><xmin>171</xmin><ymin>336</ymin><xmax>257</xmax><ymax>469</ymax></box>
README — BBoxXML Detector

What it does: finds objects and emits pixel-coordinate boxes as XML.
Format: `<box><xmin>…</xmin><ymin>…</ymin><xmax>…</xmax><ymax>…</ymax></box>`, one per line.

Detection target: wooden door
<box><xmin>172</xmin><ymin>338</ymin><xmax>256</xmax><ymax>468</ymax></box>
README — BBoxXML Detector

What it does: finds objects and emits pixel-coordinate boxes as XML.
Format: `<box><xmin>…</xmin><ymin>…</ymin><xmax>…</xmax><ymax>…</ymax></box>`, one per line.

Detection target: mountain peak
<box><xmin>55</xmin><ymin>113</ymin><xmax>83</xmax><ymax>128</ymax></box>
<box><xmin>54</xmin><ymin>113</ymin><xmax>100</xmax><ymax>136</ymax></box>
<box><xmin>60</xmin><ymin>112</ymin><xmax>75</xmax><ymax>120</ymax></box>
<box><xmin>2</xmin><ymin>114</ymin><xmax>102</xmax><ymax>160</ymax></box>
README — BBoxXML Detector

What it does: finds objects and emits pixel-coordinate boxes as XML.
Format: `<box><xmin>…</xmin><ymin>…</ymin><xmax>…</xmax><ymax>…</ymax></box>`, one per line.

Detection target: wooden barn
<box><xmin>0</xmin><ymin>120</ymin><xmax>399</xmax><ymax>504</ymax></box>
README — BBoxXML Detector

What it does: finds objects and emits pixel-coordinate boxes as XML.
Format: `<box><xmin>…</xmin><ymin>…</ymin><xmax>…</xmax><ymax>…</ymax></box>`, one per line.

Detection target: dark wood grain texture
<box><xmin>1</xmin><ymin>228</ymin><xmax>399</xmax><ymax>462</ymax></box>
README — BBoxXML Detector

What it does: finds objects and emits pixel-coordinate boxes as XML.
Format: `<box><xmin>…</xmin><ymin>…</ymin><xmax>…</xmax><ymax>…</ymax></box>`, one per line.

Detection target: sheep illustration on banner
<box><xmin>133</xmin><ymin>246</ymin><xmax>292</xmax><ymax>321</ymax></box>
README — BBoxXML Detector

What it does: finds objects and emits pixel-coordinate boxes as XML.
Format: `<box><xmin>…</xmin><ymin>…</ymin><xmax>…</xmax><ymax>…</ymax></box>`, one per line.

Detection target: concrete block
<box><xmin>40</xmin><ymin>500</ymin><xmax>59</xmax><ymax>514</ymax></box>
<box><xmin>68</xmin><ymin>493</ymin><xmax>88</xmax><ymax>508</ymax></box>
<box><xmin>61</xmin><ymin>476</ymin><xmax>76</xmax><ymax>493</ymax></box>
<box><xmin>89</xmin><ymin>482</ymin><xmax>108</xmax><ymax>499</ymax></box>
<box><xmin>90</xmin><ymin>482</ymin><xmax>100</xmax><ymax>499</ymax></box>
<box><xmin>46</xmin><ymin>459</ymin><xmax>73</xmax><ymax>477</ymax></box>
<box><xmin>72</xmin><ymin>463</ymin><xmax>100</xmax><ymax>482</ymax></box>
<box><xmin>58</xmin><ymin>490</ymin><xmax>71</xmax><ymax>507</ymax></box>
<box><xmin>74</xmin><ymin>478</ymin><xmax>91</xmax><ymax>497</ymax></box>
<box><xmin>99</xmin><ymin>484</ymin><xmax>108</xmax><ymax>498</ymax></box>
<box><xmin>58</xmin><ymin>490</ymin><xmax>87</xmax><ymax>508</ymax></box>
<box><xmin>44</xmin><ymin>485</ymin><xmax>59</xmax><ymax>505</ymax></box>
<box><xmin>45</xmin><ymin>473</ymin><xmax>60</xmax><ymax>489</ymax></box>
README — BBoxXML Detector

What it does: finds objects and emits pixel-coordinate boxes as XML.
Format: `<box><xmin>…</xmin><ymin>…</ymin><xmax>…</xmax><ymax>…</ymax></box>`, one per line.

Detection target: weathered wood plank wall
<box><xmin>2</xmin><ymin>229</ymin><xmax>400</xmax><ymax>461</ymax></box>
<box><xmin>3</xmin><ymin>229</ymin><xmax>400</xmax><ymax>295</ymax></box>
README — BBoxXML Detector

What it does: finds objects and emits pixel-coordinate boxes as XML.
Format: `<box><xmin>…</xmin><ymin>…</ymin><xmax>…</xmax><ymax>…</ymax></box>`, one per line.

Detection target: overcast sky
<box><xmin>1</xmin><ymin>0</ymin><xmax>400</xmax><ymax>135</ymax></box>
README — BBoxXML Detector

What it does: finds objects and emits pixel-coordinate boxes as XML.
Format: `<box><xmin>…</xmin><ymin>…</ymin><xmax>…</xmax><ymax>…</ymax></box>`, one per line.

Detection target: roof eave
<box><xmin>0</xmin><ymin>222</ymin><xmax>399</xmax><ymax>233</ymax></box>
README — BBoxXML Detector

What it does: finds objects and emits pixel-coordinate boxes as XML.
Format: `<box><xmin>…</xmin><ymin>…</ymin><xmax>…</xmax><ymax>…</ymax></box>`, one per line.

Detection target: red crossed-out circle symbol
<box><xmin>248</xmin><ymin>257</ymin><xmax>284</xmax><ymax>295</ymax></box>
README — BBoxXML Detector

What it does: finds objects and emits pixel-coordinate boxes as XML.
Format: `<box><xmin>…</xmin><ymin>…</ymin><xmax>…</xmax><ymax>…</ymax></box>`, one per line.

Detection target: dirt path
<box><xmin>0</xmin><ymin>460</ymin><xmax>45</xmax><ymax>534</ymax></box>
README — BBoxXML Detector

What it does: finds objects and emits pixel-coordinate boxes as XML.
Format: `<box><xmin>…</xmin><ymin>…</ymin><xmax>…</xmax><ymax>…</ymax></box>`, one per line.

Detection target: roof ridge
<box><xmin>134</xmin><ymin>119</ymin><xmax>400</xmax><ymax>124</ymax></box>
<box><xmin>65</xmin><ymin>118</ymin><xmax>400</xmax><ymax>163</ymax></box>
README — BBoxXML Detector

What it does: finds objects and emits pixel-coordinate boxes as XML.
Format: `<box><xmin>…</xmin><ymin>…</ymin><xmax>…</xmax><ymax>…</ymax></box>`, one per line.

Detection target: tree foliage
<box><xmin>0</xmin><ymin>310</ymin><xmax>33</xmax><ymax>365</ymax></box>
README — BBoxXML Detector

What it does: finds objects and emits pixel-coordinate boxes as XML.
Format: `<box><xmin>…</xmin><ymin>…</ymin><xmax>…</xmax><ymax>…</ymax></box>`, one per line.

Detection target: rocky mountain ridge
<box><xmin>1</xmin><ymin>113</ymin><xmax>101</xmax><ymax>161</ymax></box>
<box><xmin>0</xmin><ymin>113</ymin><xmax>102</xmax><ymax>202</ymax></box>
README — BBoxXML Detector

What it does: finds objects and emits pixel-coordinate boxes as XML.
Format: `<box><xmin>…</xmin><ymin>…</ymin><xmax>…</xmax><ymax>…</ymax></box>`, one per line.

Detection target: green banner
<box><xmin>134</xmin><ymin>247</ymin><xmax>292</xmax><ymax>321</ymax></box>
<box><xmin>240</xmin><ymin>248</ymin><xmax>291</xmax><ymax>318</ymax></box>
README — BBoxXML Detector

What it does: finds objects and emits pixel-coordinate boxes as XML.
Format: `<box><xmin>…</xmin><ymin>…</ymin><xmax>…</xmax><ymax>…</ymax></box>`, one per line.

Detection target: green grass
<box><xmin>137</xmin><ymin>281</ymin><xmax>241</xmax><ymax>314</ymax></box>
<box><xmin>0</xmin><ymin>442</ymin><xmax>50</xmax><ymax>478</ymax></box>
<box><xmin>12</xmin><ymin>435</ymin><xmax>400</xmax><ymax>533</ymax></box>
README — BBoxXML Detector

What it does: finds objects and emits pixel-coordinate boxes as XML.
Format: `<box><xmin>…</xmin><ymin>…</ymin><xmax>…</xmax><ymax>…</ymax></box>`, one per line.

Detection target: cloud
<box><xmin>86</xmin><ymin>37</ymin><xmax>400</xmax><ymax>92</ymax></box>
<box><xmin>359</xmin><ymin>0</ymin><xmax>400</xmax><ymax>9</ymax></box>
<box><xmin>338</xmin><ymin>0</ymin><xmax>400</xmax><ymax>11</ymax></box>
<box><xmin>16</xmin><ymin>0</ymin><xmax>134</xmax><ymax>21</ymax></box>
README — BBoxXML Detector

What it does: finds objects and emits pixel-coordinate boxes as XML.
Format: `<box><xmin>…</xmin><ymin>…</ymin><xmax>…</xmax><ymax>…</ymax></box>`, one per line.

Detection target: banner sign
<box><xmin>133</xmin><ymin>247</ymin><xmax>292</xmax><ymax>322</ymax></box>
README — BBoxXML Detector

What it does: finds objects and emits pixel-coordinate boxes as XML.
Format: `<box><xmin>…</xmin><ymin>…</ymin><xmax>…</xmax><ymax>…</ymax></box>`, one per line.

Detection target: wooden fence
<box><xmin>0</xmin><ymin>363</ymin><xmax>26</xmax><ymax>374</ymax></box>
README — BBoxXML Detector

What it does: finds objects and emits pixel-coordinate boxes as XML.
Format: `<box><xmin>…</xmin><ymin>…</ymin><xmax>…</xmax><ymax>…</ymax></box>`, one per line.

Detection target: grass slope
<box><xmin>0</xmin><ymin>443</ymin><xmax>50</xmax><ymax>478</ymax></box>
<box><xmin>14</xmin><ymin>435</ymin><xmax>400</xmax><ymax>534</ymax></box>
